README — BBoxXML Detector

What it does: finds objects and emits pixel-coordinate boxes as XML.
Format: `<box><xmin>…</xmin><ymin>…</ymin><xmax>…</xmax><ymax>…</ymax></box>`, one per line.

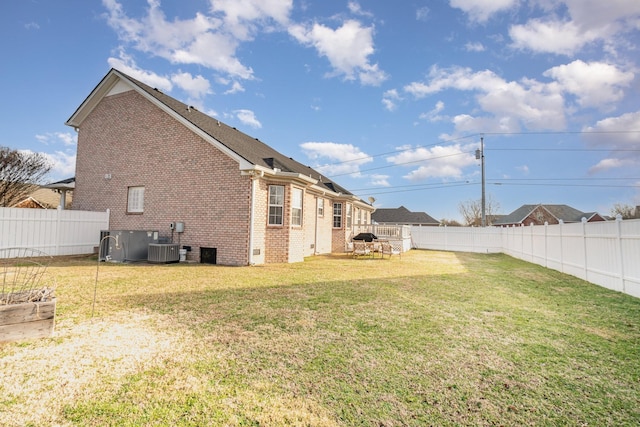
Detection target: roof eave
<box><xmin>66</xmin><ymin>69</ymin><xmax>254</xmax><ymax>170</ymax></box>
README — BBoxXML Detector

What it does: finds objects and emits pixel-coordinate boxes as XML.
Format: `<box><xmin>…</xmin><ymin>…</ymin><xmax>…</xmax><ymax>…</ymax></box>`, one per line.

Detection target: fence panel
<box><xmin>620</xmin><ymin>220</ymin><xmax>640</xmax><ymax>297</ymax></box>
<box><xmin>0</xmin><ymin>207</ymin><xmax>109</xmax><ymax>257</ymax></box>
<box><xmin>412</xmin><ymin>218</ymin><xmax>640</xmax><ymax>298</ymax></box>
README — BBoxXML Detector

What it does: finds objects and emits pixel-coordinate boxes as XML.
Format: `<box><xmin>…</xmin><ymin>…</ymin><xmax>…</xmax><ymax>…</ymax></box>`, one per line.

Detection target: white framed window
<box><xmin>333</xmin><ymin>203</ymin><xmax>342</xmax><ymax>228</ymax></box>
<box><xmin>292</xmin><ymin>188</ymin><xmax>303</xmax><ymax>226</ymax></box>
<box><xmin>268</xmin><ymin>185</ymin><xmax>284</xmax><ymax>225</ymax></box>
<box><xmin>127</xmin><ymin>186</ymin><xmax>144</xmax><ymax>213</ymax></box>
<box><xmin>317</xmin><ymin>198</ymin><xmax>324</xmax><ymax>217</ymax></box>
<box><xmin>346</xmin><ymin>203</ymin><xmax>352</xmax><ymax>228</ymax></box>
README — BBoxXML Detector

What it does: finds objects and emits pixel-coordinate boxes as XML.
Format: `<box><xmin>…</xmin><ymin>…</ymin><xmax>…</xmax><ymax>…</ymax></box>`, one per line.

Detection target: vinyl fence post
<box><xmin>544</xmin><ymin>221</ymin><xmax>548</xmax><ymax>268</ymax></box>
<box><xmin>559</xmin><ymin>220</ymin><xmax>564</xmax><ymax>273</ymax></box>
<box><xmin>616</xmin><ymin>215</ymin><xmax>625</xmax><ymax>293</ymax></box>
<box><xmin>582</xmin><ymin>217</ymin><xmax>588</xmax><ymax>282</ymax></box>
<box><xmin>55</xmin><ymin>206</ymin><xmax>62</xmax><ymax>256</ymax></box>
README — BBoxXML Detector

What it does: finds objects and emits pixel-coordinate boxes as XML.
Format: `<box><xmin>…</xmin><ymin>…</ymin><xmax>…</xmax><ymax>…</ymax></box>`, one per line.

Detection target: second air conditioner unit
<box><xmin>148</xmin><ymin>243</ymin><xmax>180</xmax><ymax>263</ymax></box>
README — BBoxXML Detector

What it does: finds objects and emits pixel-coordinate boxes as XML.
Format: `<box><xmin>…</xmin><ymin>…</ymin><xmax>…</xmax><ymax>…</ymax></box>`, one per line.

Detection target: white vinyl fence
<box><xmin>411</xmin><ymin>218</ymin><xmax>640</xmax><ymax>298</ymax></box>
<box><xmin>0</xmin><ymin>207</ymin><xmax>109</xmax><ymax>257</ymax></box>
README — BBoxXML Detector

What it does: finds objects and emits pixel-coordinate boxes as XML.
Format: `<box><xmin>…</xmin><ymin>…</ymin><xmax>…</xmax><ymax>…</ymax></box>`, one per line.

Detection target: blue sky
<box><xmin>1</xmin><ymin>0</ymin><xmax>639</xmax><ymax>221</ymax></box>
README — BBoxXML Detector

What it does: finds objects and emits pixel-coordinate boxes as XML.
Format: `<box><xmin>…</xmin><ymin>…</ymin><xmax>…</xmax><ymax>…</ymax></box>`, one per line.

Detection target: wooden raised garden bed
<box><xmin>0</xmin><ymin>289</ymin><xmax>56</xmax><ymax>343</ymax></box>
<box><xmin>1</xmin><ymin>248</ymin><xmax>56</xmax><ymax>344</ymax></box>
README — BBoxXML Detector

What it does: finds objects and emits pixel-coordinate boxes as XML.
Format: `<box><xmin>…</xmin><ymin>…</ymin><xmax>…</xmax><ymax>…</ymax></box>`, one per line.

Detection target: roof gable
<box><xmin>66</xmin><ymin>69</ymin><xmax>356</xmax><ymax>200</ymax></box>
<box><xmin>494</xmin><ymin>203</ymin><xmax>599</xmax><ymax>225</ymax></box>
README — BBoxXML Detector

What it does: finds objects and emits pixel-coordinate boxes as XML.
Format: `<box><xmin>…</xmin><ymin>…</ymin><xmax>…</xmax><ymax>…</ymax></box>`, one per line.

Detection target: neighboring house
<box><xmin>43</xmin><ymin>177</ymin><xmax>75</xmax><ymax>210</ymax></box>
<box><xmin>372</xmin><ymin>206</ymin><xmax>439</xmax><ymax>226</ymax></box>
<box><xmin>11</xmin><ymin>183</ymin><xmax>73</xmax><ymax>209</ymax></box>
<box><xmin>66</xmin><ymin>68</ymin><xmax>374</xmax><ymax>265</ymax></box>
<box><xmin>493</xmin><ymin>204</ymin><xmax>607</xmax><ymax>227</ymax></box>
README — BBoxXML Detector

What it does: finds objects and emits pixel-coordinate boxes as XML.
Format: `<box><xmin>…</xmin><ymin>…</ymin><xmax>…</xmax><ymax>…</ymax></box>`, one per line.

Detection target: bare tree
<box><xmin>610</xmin><ymin>203</ymin><xmax>637</xmax><ymax>219</ymax></box>
<box><xmin>0</xmin><ymin>146</ymin><xmax>52</xmax><ymax>207</ymax></box>
<box><xmin>440</xmin><ymin>218</ymin><xmax>462</xmax><ymax>227</ymax></box>
<box><xmin>458</xmin><ymin>195</ymin><xmax>501</xmax><ymax>226</ymax></box>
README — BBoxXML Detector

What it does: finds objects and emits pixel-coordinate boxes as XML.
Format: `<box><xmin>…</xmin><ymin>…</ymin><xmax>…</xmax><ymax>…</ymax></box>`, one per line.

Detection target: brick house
<box><xmin>66</xmin><ymin>68</ymin><xmax>374</xmax><ymax>265</ymax></box>
<box><xmin>493</xmin><ymin>204</ymin><xmax>607</xmax><ymax>227</ymax></box>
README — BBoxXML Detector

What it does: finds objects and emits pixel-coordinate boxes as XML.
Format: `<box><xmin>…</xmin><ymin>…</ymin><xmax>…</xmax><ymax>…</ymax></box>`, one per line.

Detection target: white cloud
<box><xmin>416</xmin><ymin>7</ymin><xmax>430</xmax><ymax>22</ymax></box>
<box><xmin>509</xmin><ymin>19</ymin><xmax>600</xmax><ymax>55</ymax></box>
<box><xmin>465</xmin><ymin>42</ymin><xmax>485</xmax><ymax>52</ymax></box>
<box><xmin>108</xmin><ymin>53</ymin><xmax>173</xmax><ymax>91</ymax></box>
<box><xmin>369</xmin><ymin>174</ymin><xmax>391</xmax><ymax>187</ymax></box>
<box><xmin>583</xmin><ymin>111</ymin><xmax>640</xmax><ymax>148</ymax></box>
<box><xmin>102</xmin><ymin>0</ymin><xmax>255</xmax><ymax>80</ymax></box>
<box><xmin>300</xmin><ymin>141</ymin><xmax>372</xmax><ymax>176</ymax></box>
<box><xmin>234</xmin><ymin>109</ymin><xmax>262</xmax><ymax>128</ymax></box>
<box><xmin>35</xmin><ymin>132</ymin><xmax>77</xmax><ymax>147</ymax></box>
<box><xmin>583</xmin><ymin>111</ymin><xmax>640</xmax><ymax>173</ymax></box>
<box><xmin>419</xmin><ymin>101</ymin><xmax>445</xmax><ymax>122</ymax></box>
<box><xmin>386</xmin><ymin>144</ymin><xmax>477</xmax><ymax>181</ymax></box>
<box><xmin>544</xmin><ymin>60</ymin><xmax>634</xmax><ymax>108</ymax></box>
<box><xmin>43</xmin><ymin>151</ymin><xmax>77</xmax><ymax>180</ymax></box>
<box><xmin>382</xmin><ymin>89</ymin><xmax>402</xmax><ymax>111</ymax></box>
<box><xmin>516</xmin><ymin>165</ymin><xmax>529</xmax><ymax>174</ymax></box>
<box><xmin>405</xmin><ymin>66</ymin><xmax>566</xmax><ymax>133</ymax></box>
<box><xmin>508</xmin><ymin>0</ymin><xmax>640</xmax><ymax>55</ymax></box>
<box><xmin>171</xmin><ymin>72</ymin><xmax>212</xmax><ymax>99</ymax></box>
<box><xmin>224</xmin><ymin>81</ymin><xmax>245</xmax><ymax>94</ymax></box>
<box><xmin>449</xmin><ymin>0</ymin><xmax>517</xmax><ymax>23</ymax></box>
<box><xmin>289</xmin><ymin>19</ymin><xmax>387</xmax><ymax>86</ymax></box>
<box><xmin>25</xmin><ymin>22</ymin><xmax>40</xmax><ymax>30</ymax></box>
<box><xmin>209</xmin><ymin>0</ymin><xmax>293</xmax><ymax>40</ymax></box>
<box><xmin>588</xmin><ymin>156</ymin><xmax>640</xmax><ymax>175</ymax></box>
<box><xmin>348</xmin><ymin>1</ymin><xmax>373</xmax><ymax>18</ymax></box>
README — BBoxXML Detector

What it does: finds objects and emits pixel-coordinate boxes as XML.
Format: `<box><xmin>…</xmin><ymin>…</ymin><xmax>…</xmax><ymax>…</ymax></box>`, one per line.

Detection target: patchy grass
<box><xmin>1</xmin><ymin>251</ymin><xmax>639</xmax><ymax>426</ymax></box>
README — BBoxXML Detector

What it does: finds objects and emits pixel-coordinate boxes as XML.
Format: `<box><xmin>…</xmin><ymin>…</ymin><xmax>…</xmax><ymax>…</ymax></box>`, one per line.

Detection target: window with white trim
<box><xmin>317</xmin><ymin>198</ymin><xmax>324</xmax><ymax>217</ymax></box>
<box><xmin>268</xmin><ymin>185</ymin><xmax>284</xmax><ymax>225</ymax></box>
<box><xmin>333</xmin><ymin>203</ymin><xmax>342</xmax><ymax>228</ymax></box>
<box><xmin>346</xmin><ymin>203</ymin><xmax>352</xmax><ymax>228</ymax></box>
<box><xmin>127</xmin><ymin>186</ymin><xmax>144</xmax><ymax>213</ymax></box>
<box><xmin>292</xmin><ymin>188</ymin><xmax>303</xmax><ymax>226</ymax></box>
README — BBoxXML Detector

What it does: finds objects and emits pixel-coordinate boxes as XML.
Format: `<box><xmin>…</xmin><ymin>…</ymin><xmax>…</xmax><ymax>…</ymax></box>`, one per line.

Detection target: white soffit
<box><xmin>107</xmin><ymin>80</ymin><xmax>134</xmax><ymax>96</ymax></box>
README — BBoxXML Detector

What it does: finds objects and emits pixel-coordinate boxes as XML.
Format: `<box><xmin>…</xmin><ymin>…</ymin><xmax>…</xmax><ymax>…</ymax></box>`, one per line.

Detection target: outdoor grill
<box><xmin>353</xmin><ymin>232</ymin><xmax>378</xmax><ymax>242</ymax></box>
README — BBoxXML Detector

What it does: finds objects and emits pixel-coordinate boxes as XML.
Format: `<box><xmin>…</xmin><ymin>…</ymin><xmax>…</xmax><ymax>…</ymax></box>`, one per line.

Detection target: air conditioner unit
<box><xmin>148</xmin><ymin>243</ymin><xmax>180</xmax><ymax>263</ymax></box>
<box><xmin>99</xmin><ymin>230</ymin><xmax>159</xmax><ymax>262</ymax></box>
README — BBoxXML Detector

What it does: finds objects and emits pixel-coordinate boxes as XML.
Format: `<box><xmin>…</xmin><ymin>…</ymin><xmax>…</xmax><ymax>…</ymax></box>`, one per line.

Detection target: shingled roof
<box><xmin>372</xmin><ymin>206</ymin><xmax>439</xmax><ymax>225</ymax></box>
<box><xmin>66</xmin><ymin>69</ymin><xmax>353</xmax><ymax>198</ymax></box>
<box><xmin>493</xmin><ymin>204</ymin><xmax>595</xmax><ymax>225</ymax></box>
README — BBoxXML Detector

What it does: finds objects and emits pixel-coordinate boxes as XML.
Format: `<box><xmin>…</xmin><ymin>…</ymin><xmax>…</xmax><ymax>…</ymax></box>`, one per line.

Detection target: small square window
<box><xmin>127</xmin><ymin>186</ymin><xmax>144</xmax><ymax>213</ymax></box>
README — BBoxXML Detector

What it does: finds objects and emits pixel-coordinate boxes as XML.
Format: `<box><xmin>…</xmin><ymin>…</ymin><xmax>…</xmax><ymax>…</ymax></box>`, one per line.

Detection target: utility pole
<box><xmin>475</xmin><ymin>136</ymin><xmax>486</xmax><ymax>227</ymax></box>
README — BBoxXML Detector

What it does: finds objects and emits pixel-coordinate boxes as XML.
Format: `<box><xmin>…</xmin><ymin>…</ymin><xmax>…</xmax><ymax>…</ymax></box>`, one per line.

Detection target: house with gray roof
<box><xmin>372</xmin><ymin>206</ymin><xmax>439</xmax><ymax>226</ymax></box>
<box><xmin>493</xmin><ymin>204</ymin><xmax>606</xmax><ymax>227</ymax></box>
<box><xmin>66</xmin><ymin>69</ymin><xmax>374</xmax><ymax>265</ymax></box>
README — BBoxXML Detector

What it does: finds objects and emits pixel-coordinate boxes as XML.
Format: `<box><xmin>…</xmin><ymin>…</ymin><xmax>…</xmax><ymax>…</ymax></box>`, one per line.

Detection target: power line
<box><xmin>327</xmin><ymin>150</ymin><xmax>476</xmax><ymax>178</ymax></box>
<box><xmin>353</xmin><ymin>182</ymin><xmax>474</xmax><ymax>197</ymax></box>
<box><xmin>487</xmin><ymin>148</ymin><xmax>640</xmax><ymax>152</ymax></box>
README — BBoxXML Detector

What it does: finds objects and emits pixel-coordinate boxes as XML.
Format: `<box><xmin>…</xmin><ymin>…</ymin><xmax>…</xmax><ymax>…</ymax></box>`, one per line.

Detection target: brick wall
<box><xmin>74</xmin><ymin>90</ymin><xmax>252</xmax><ymax>265</ymax></box>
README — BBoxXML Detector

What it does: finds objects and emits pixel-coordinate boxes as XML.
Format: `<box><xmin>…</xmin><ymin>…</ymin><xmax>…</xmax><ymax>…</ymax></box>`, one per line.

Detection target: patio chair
<box><xmin>381</xmin><ymin>241</ymin><xmax>402</xmax><ymax>259</ymax></box>
<box><xmin>352</xmin><ymin>240</ymin><xmax>372</xmax><ymax>258</ymax></box>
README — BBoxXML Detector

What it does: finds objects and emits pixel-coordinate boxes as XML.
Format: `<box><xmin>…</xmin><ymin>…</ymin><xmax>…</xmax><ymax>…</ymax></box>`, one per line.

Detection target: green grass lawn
<box><xmin>1</xmin><ymin>250</ymin><xmax>639</xmax><ymax>426</ymax></box>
